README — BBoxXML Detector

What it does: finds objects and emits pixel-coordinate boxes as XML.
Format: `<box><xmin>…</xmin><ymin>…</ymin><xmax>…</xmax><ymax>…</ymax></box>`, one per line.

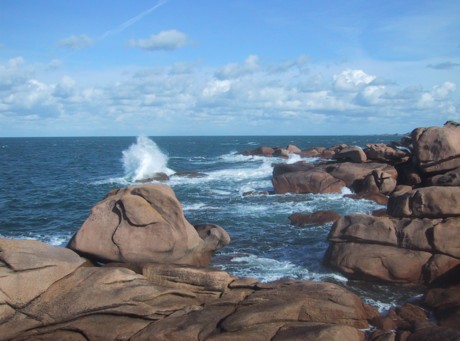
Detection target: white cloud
<box><xmin>57</xmin><ymin>35</ymin><xmax>94</xmax><ymax>50</ymax></box>
<box><xmin>433</xmin><ymin>81</ymin><xmax>456</xmax><ymax>98</ymax></box>
<box><xmin>333</xmin><ymin>69</ymin><xmax>376</xmax><ymax>91</ymax></box>
<box><xmin>0</xmin><ymin>55</ymin><xmax>458</xmax><ymax>136</ymax></box>
<box><xmin>129</xmin><ymin>30</ymin><xmax>190</xmax><ymax>51</ymax></box>
<box><xmin>202</xmin><ymin>79</ymin><xmax>232</xmax><ymax>97</ymax></box>
<box><xmin>418</xmin><ymin>82</ymin><xmax>457</xmax><ymax>109</ymax></box>
<box><xmin>355</xmin><ymin>85</ymin><xmax>386</xmax><ymax>106</ymax></box>
<box><xmin>215</xmin><ymin>54</ymin><xmax>261</xmax><ymax>79</ymax></box>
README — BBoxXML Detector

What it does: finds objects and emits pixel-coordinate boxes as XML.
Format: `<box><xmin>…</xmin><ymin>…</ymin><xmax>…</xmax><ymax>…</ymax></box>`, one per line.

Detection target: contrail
<box><xmin>100</xmin><ymin>0</ymin><xmax>169</xmax><ymax>40</ymax></box>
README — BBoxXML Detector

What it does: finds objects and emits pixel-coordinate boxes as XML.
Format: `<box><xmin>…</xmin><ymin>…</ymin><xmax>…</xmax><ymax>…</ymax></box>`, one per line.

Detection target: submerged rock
<box><xmin>289</xmin><ymin>210</ymin><xmax>341</xmax><ymax>227</ymax></box>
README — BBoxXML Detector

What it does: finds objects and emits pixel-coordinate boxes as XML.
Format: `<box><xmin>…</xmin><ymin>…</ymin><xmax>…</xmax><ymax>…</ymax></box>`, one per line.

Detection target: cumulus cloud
<box><xmin>417</xmin><ymin>82</ymin><xmax>457</xmax><ymax>109</ymax></box>
<box><xmin>202</xmin><ymin>79</ymin><xmax>232</xmax><ymax>97</ymax></box>
<box><xmin>215</xmin><ymin>55</ymin><xmax>261</xmax><ymax>79</ymax></box>
<box><xmin>1</xmin><ymin>55</ymin><xmax>458</xmax><ymax>136</ymax></box>
<box><xmin>333</xmin><ymin>69</ymin><xmax>376</xmax><ymax>91</ymax></box>
<box><xmin>129</xmin><ymin>30</ymin><xmax>190</xmax><ymax>51</ymax></box>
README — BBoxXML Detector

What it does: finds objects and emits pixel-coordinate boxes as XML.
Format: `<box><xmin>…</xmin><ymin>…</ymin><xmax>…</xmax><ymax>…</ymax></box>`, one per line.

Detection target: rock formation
<box><xmin>67</xmin><ymin>184</ymin><xmax>230</xmax><ymax>266</ymax></box>
<box><xmin>1</xmin><ymin>238</ymin><xmax>372</xmax><ymax>341</ymax></box>
<box><xmin>321</xmin><ymin>122</ymin><xmax>460</xmax><ymax>337</ymax></box>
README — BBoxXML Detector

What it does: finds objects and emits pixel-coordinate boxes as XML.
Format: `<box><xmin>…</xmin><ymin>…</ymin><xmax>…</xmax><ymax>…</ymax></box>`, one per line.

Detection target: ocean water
<box><xmin>0</xmin><ymin>135</ymin><xmax>420</xmax><ymax>311</ymax></box>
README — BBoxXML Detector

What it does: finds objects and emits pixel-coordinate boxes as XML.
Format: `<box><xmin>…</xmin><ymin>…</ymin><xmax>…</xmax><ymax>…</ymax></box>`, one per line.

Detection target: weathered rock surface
<box><xmin>412</xmin><ymin>122</ymin><xmax>460</xmax><ymax>173</ymax></box>
<box><xmin>326</xmin><ymin>242</ymin><xmax>432</xmax><ymax>283</ymax></box>
<box><xmin>325</xmin><ymin>162</ymin><xmax>398</xmax><ymax>191</ymax></box>
<box><xmin>239</xmin><ymin>144</ymin><xmax>303</xmax><ymax>158</ymax></box>
<box><xmin>239</xmin><ymin>146</ymin><xmax>275</xmax><ymax>157</ymax></box>
<box><xmin>272</xmin><ymin>161</ymin><xmax>398</xmax><ymax>196</ymax></box>
<box><xmin>333</xmin><ymin>146</ymin><xmax>367</xmax><ymax>163</ymax></box>
<box><xmin>67</xmin><ymin>184</ymin><xmax>230</xmax><ymax>266</ymax></box>
<box><xmin>272</xmin><ymin>161</ymin><xmax>315</xmax><ymax>177</ymax></box>
<box><xmin>429</xmin><ymin>167</ymin><xmax>460</xmax><ymax>186</ymax></box>
<box><xmin>387</xmin><ymin>186</ymin><xmax>460</xmax><ymax>218</ymax></box>
<box><xmin>364</xmin><ymin>143</ymin><xmax>411</xmax><ymax>164</ymax></box>
<box><xmin>1</xmin><ymin>238</ymin><xmax>371</xmax><ymax>341</ymax></box>
<box><xmin>424</xmin><ymin>284</ymin><xmax>460</xmax><ymax>332</ymax></box>
<box><xmin>326</xmin><ymin>214</ymin><xmax>460</xmax><ymax>284</ymax></box>
<box><xmin>273</xmin><ymin>168</ymin><xmax>346</xmax><ymax>194</ymax></box>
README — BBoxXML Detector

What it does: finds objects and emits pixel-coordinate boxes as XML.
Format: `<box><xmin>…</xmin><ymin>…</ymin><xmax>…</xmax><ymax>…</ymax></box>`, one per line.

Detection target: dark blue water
<box><xmin>0</xmin><ymin>135</ymin><xmax>418</xmax><ymax>311</ymax></box>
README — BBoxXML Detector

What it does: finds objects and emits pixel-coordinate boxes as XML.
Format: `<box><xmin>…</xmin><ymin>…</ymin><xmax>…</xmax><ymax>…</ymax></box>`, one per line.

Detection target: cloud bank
<box><xmin>0</xmin><ymin>55</ymin><xmax>458</xmax><ymax>136</ymax></box>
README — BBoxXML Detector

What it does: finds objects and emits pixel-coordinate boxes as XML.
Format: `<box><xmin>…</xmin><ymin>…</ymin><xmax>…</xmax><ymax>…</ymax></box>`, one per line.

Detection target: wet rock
<box><xmin>289</xmin><ymin>210</ymin><xmax>341</xmax><ymax>227</ymax></box>
<box><xmin>135</xmin><ymin>172</ymin><xmax>170</xmax><ymax>182</ymax></box>
<box><xmin>242</xmin><ymin>190</ymin><xmax>271</xmax><ymax>197</ymax></box>
<box><xmin>67</xmin><ymin>184</ymin><xmax>230</xmax><ymax>266</ymax></box>
<box><xmin>171</xmin><ymin>171</ymin><xmax>208</xmax><ymax>178</ymax></box>
<box><xmin>239</xmin><ymin>146</ymin><xmax>275</xmax><ymax>157</ymax></box>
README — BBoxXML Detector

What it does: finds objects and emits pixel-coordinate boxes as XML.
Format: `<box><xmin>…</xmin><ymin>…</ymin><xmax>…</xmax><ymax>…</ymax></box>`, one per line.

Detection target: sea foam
<box><xmin>122</xmin><ymin>136</ymin><xmax>174</xmax><ymax>181</ymax></box>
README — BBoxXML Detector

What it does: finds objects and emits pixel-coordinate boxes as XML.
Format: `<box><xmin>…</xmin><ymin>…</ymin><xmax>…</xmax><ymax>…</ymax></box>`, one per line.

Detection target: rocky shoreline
<box><xmin>1</xmin><ymin>122</ymin><xmax>460</xmax><ymax>340</ymax></box>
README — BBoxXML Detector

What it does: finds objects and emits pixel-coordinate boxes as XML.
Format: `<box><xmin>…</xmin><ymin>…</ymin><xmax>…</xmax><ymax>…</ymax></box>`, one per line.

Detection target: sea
<box><xmin>0</xmin><ymin>135</ymin><xmax>423</xmax><ymax>312</ymax></box>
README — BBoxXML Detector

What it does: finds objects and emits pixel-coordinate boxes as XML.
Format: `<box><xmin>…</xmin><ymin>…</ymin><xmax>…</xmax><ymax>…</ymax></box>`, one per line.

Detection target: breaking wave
<box><xmin>122</xmin><ymin>136</ymin><xmax>174</xmax><ymax>181</ymax></box>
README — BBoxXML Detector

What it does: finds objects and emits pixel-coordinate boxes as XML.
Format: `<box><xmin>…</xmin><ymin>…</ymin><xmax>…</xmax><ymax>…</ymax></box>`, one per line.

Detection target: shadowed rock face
<box><xmin>1</xmin><ymin>238</ymin><xmax>371</xmax><ymax>341</ymax></box>
<box><xmin>67</xmin><ymin>184</ymin><xmax>230</xmax><ymax>266</ymax></box>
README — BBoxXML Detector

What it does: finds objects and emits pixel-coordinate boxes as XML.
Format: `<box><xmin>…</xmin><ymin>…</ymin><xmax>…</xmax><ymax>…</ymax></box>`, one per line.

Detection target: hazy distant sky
<box><xmin>1</xmin><ymin>0</ymin><xmax>459</xmax><ymax>136</ymax></box>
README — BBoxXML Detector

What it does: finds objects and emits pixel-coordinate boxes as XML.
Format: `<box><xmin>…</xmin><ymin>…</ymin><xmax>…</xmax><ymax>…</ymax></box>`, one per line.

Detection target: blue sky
<box><xmin>1</xmin><ymin>0</ymin><xmax>459</xmax><ymax>136</ymax></box>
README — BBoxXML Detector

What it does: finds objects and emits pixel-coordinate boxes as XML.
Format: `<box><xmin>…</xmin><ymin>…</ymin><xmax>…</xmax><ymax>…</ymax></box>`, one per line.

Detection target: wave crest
<box><xmin>122</xmin><ymin>136</ymin><xmax>174</xmax><ymax>181</ymax></box>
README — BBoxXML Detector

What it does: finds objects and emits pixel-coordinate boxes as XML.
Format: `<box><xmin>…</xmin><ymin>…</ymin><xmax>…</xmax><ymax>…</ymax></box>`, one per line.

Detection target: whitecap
<box><xmin>183</xmin><ymin>203</ymin><xmax>220</xmax><ymax>211</ymax></box>
<box><xmin>122</xmin><ymin>136</ymin><xmax>174</xmax><ymax>181</ymax></box>
<box><xmin>224</xmin><ymin>254</ymin><xmax>348</xmax><ymax>283</ymax></box>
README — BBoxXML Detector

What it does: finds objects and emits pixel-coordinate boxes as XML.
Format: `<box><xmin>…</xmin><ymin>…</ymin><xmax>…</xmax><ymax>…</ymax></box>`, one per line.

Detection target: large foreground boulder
<box><xmin>1</xmin><ymin>238</ymin><xmax>371</xmax><ymax>341</ymax></box>
<box><xmin>67</xmin><ymin>184</ymin><xmax>230</xmax><ymax>266</ymax></box>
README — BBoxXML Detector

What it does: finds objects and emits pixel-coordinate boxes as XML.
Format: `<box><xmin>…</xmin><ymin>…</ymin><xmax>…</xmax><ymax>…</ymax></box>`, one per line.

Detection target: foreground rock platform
<box><xmin>1</xmin><ymin>238</ymin><xmax>371</xmax><ymax>341</ymax></box>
